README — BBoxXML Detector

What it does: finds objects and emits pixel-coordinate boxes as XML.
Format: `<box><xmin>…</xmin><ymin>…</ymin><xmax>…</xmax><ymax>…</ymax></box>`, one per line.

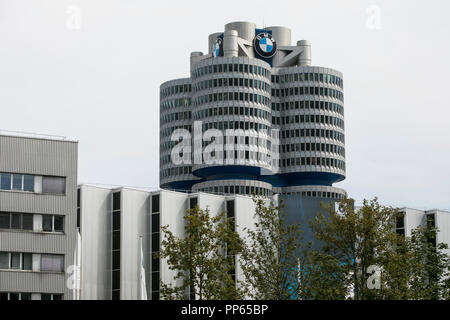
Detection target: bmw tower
<box><xmin>160</xmin><ymin>21</ymin><xmax>346</xmax><ymax>221</ymax></box>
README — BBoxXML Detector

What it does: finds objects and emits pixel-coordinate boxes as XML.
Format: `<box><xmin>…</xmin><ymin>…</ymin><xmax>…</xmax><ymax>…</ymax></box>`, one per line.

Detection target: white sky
<box><xmin>0</xmin><ymin>0</ymin><xmax>449</xmax><ymax>210</ymax></box>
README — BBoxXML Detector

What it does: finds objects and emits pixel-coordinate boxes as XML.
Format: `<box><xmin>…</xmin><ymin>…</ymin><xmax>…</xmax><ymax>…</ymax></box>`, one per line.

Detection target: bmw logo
<box><xmin>253</xmin><ymin>32</ymin><xmax>277</xmax><ymax>58</ymax></box>
<box><xmin>212</xmin><ymin>37</ymin><xmax>223</xmax><ymax>58</ymax></box>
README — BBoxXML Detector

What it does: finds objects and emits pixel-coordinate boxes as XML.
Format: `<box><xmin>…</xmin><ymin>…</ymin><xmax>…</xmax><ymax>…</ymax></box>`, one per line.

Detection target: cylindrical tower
<box><xmin>160</xmin><ymin>78</ymin><xmax>200</xmax><ymax>191</ymax></box>
<box><xmin>159</xmin><ymin>21</ymin><xmax>346</xmax><ymax>200</ymax></box>
<box><xmin>190</xmin><ymin>56</ymin><xmax>273</xmax><ymax>196</ymax></box>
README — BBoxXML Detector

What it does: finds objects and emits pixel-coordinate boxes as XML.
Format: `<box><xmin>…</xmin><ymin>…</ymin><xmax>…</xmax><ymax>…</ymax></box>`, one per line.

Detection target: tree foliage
<box><xmin>239</xmin><ymin>197</ymin><xmax>303</xmax><ymax>300</ymax></box>
<box><xmin>157</xmin><ymin>205</ymin><xmax>244</xmax><ymax>300</ymax></box>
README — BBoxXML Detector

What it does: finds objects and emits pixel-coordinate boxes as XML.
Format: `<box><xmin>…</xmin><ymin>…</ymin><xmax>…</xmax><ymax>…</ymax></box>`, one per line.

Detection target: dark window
<box><xmin>396</xmin><ymin>213</ymin><xmax>405</xmax><ymax>229</ymax></box>
<box><xmin>113</xmin><ymin>231</ymin><xmax>121</xmax><ymax>250</ymax></box>
<box><xmin>113</xmin><ymin>192</ymin><xmax>121</xmax><ymax>211</ymax></box>
<box><xmin>152</xmin><ymin>195</ymin><xmax>160</xmax><ymax>213</ymax></box>
<box><xmin>21</xmin><ymin>293</ymin><xmax>31</xmax><ymax>300</ymax></box>
<box><xmin>113</xmin><ymin>212</ymin><xmax>121</xmax><ymax>231</ymax></box>
<box><xmin>0</xmin><ymin>252</ymin><xmax>9</xmax><ymax>269</ymax></box>
<box><xmin>152</xmin><ymin>256</ymin><xmax>160</xmax><ymax>272</ymax></box>
<box><xmin>22</xmin><ymin>253</ymin><xmax>32</xmax><ymax>270</ymax></box>
<box><xmin>152</xmin><ymin>272</ymin><xmax>160</xmax><ymax>291</ymax></box>
<box><xmin>112</xmin><ymin>291</ymin><xmax>120</xmax><ymax>300</ymax></box>
<box><xmin>43</xmin><ymin>215</ymin><xmax>53</xmax><ymax>232</ymax></box>
<box><xmin>113</xmin><ymin>251</ymin><xmax>121</xmax><ymax>270</ymax></box>
<box><xmin>52</xmin><ymin>294</ymin><xmax>63</xmax><ymax>301</ymax></box>
<box><xmin>22</xmin><ymin>214</ymin><xmax>33</xmax><ymax>230</ymax></box>
<box><xmin>9</xmin><ymin>293</ymin><xmax>20</xmax><ymax>301</ymax></box>
<box><xmin>54</xmin><ymin>216</ymin><xmax>64</xmax><ymax>232</ymax></box>
<box><xmin>152</xmin><ymin>233</ymin><xmax>160</xmax><ymax>252</ymax></box>
<box><xmin>189</xmin><ymin>197</ymin><xmax>198</xmax><ymax>209</ymax></box>
<box><xmin>11</xmin><ymin>253</ymin><xmax>20</xmax><ymax>269</ymax></box>
<box><xmin>151</xmin><ymin>214</ymin><xmax>160</xmax><ymax>233</ymax></box>
<box><xmin>0</xmin><ymin>213</ymin><xmax>10</xmax><ymax>229</ymax></box>
<box><xmin>226</xmin><ymin>200</ymin><xmax>235</xmax><ymax>219</ymax></box>
<box><xmin>0</xmin><ymin>292</ymin><xmax>8</xmax><ymax>300</ymax></box>
<box><xmin>112</xmin><ymin>270</ymin><xmax>121</xmax><ymax>290</ymax></box>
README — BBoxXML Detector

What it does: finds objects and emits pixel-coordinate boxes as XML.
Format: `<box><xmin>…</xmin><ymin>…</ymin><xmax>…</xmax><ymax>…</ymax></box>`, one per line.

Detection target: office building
<box><xmin>160</xmin><ymin>21</ymin><xmax>346</xmax><ymax>201</ymax></box>
<box><xmin>396</xmin><ymin>208</ymin><xmax>450</xmax><ymax>255</ymax></box>
<box><xmin>0</xmin><ymin>132</ymin><xmax>78</xmax><ymax>300</ymax></box>
<box><xmin>77</xmin><ymin>185</ymin><xmax>259</xmax><ymax>300</ymax></box>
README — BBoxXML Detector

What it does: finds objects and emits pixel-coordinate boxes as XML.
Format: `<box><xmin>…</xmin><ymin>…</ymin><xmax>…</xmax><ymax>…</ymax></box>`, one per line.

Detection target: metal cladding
<box><xmin>160</xmin><ymin>21</ymin><xmax>346</xmax><ymax>200</ymax></box>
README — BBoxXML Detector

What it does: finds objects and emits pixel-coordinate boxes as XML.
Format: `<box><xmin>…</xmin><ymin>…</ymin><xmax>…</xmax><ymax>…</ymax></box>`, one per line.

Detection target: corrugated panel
<box><xmin>0</xmin><ymin>135</ymin><xmax>78</xmax><ymax>300</ymax></box>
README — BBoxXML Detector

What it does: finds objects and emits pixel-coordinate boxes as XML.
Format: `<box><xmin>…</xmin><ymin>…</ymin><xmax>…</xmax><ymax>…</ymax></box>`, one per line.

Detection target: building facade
<box><xmin>77</xmin><ymin>185</ymin><xmax>259</xmax><ymax>300</ymax></box>
<box><xmin>160</xmin><ymin>21</ymin><xmax>346</xmax><ymax>201</ymax></box>
<box><xmin>0</xmin><ymin>133</ymin><xmax>78</xmax><ymax>300</ymax></box>
<box><xmin>396</xmin><ymin>208</ymin><xmax>450</xmax><ymax>255</ymax></box>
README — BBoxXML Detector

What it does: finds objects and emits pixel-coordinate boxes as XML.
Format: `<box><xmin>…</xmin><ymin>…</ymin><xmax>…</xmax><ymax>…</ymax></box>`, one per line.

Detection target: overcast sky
<box><xmin>0</xmin><ymin>0</ymin><xmax>449</xmax><ymax>210</ymax></box>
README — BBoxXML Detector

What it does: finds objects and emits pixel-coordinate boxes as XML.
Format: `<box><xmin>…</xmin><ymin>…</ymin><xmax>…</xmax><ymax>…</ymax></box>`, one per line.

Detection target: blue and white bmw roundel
<box><xmin>253</xmin><ymin>32</ymin><xmax>277</xmax><ymax>58</ymax></box>
<box><xmin>212</xmin><ymin>38</ymin><xmax>223</xmax><ymax>57</ymax></box>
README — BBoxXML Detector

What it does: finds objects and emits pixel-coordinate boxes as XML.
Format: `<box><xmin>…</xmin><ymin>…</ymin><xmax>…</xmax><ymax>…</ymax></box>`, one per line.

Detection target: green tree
<box><xmin>239</xmin><ymin>197</ymin><xmax>303</xmax><ymax>300</ymax></box>
<box><xmin>385</xmin><ymin>219</ymin><xmax>450</xmax><ymax>300</ymax></box>
<box><xmin>309</xmin><ymin>197</ymin><xmax>399</xmax><ymax>300</ymax></box>
<box><xmin>157</xmin><ymin>205</ymin><xmax>244</xmax><ymax>300</ymax></box>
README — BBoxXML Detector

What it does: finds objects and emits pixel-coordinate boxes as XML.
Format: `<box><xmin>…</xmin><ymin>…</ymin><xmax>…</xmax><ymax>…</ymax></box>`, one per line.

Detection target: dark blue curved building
<box><xmin>160</xmin><ymin>21</ymin><xmax>346</xmax><ymax>201</ymax></box>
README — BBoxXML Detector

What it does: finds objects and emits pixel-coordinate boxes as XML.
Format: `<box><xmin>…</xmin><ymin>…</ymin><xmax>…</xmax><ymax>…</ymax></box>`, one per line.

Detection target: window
<box><xmin>42</xmin><ymin>215</ymin><xmax>64</xmax><ymax>233</ymax></box>
<box><xmin>42</xmin><ymin>176</ymin><xmax>65</xmax><ymax>195</ymax></box>
<box><xmin>54</xmin><ymin>216</ymin><xmax>64</xmax><ymax>232</ymax></box>
<box><xmin>43</xmin><ymin>215</ymin><xmax>53</xmax><ymax>232</ymax></box>
<box><xmin>12</xmin><ymin>174</ymin><xmax>22</xmax><ymax>190</ymax></box>
<box><xmin>41</xmin><ymin>254</ymin><xmax>64</xmax><ymax>272</ymax></box>
<box><xmin>0</xmin><ymin>213</ymin><xmax>9</xmax><ymax>229</ymax></box>
<box><xmin>23</xmin><ymin>175</ymin><xmax>34</xmax><ymax>192</ymax></box>
<box><xmin>0</xmin><ymin>173</ymin><xmax>11</xmax><ymax>190</ymax></box>
<box><xmin>23</xmin><ymin>253</ymin><xmax>32</xmax><ymax>270</ymax></box>
<box><xmin>0</xmin><ymin>252</ymin><xmax>9</xmax><ymax>269</ymax></box>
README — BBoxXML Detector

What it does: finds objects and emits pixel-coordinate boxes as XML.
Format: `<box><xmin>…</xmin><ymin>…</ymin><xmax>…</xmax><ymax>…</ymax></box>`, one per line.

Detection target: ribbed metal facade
<box><xmin>0</xmin><ymin>134</ymin><xmax>78</xmax><ymax>299</ymax></box>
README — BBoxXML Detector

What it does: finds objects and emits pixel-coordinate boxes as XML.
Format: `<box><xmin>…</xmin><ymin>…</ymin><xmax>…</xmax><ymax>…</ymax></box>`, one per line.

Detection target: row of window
<box><xmin>197</xmin><ymin>185</ymin><xmax>272</xmax><ymax>197</ymax></box>
<box><xmin>160</xmin><ymin>166</ymin><xmax>193</xmax><ymax>178</ymax></box>
<box><xmin>0</xmin><ymin>292</ymin><xmax>63</xmax><ymax>301</ymax></box>
<box><xmin>272</xmin><ymin>72</ymin><xmax>343</xmax><ymax>88</ymax></box>
<box><xmin>194</xmin><ymin>106</ymin><xmax>271</xmax><ymax>122</ymax></box>
<box><xmin>273</xmin><ymin>114</ymin><xmax>344</xmax><ymax>129</ymax></box>
<box><xmin>0</xmin><ymin>212</ymin><xmax>64</xmax><ymax>233</ymax></box>
<box><xmin>0</xmin><ymin>252</ymin><xmax>64</xmax><ymax>272</ymax></box>
<box><xmin>160</xmin><ymin>125</ymin><xmax>192</xmax><ymax>139</ymax></box>
<box><xmin>281</xmin><ymin>142</ymin><xmax>345</xmax><ymax>157</ymax></box>
<box><xmin>0</xmin><ymin>173</ymin><xmax>66</xmax><ymax>195</ymax></box>
<box><xmin>271</xmin><ymin>100</ymin><xmax>344</xmax><ymax>116</ymax></box>
<box><xmin>280</xmin><ymin>156</ymin><xmax>346</xmax><ymax>170</ymax></box>
<box><xmin>201</xmin><ymin>120</ymin><xmax>271</xmax><ymax>133</ymax></box>
<box><xmin>194</xmin><ymin>91</ymin><xmax>270</xmax><ymax>107</ymax></box>
<box><xmin>193</xmin><ymin>77</ymin><xmax>270</xmax><ymax>94</ymax></box>
<box><xmin>272</xmin><ymin>86</ymin><xmax>343</xmax><ymax>102</ymax></box>
<box><xmin>161</xmin><ymin>111</ymin><xmax>192</xmax><ymax>125</ymax></box>
<box><xmin>281</xmin><ymin>191</ymin><xmax>344</xmax><ymax>199</ymax></box>
<box><xmin>160</xmin><ymin>97</ymin><xmax>191</xmax><ymax>110</ymax></box>
<box><xmin>281</xmin><ymin>128</ymin><xmax>345</xmax><ymax>143</ymax></box>
<box><xmin>193</xmin><ymin>63</ymin><xmax>271</xmax><ymax>80</ymax></box>
<box><xmin>160</xmin><ymin>83</ymin><xmax>192</xmax><ymax>98</ymax></box>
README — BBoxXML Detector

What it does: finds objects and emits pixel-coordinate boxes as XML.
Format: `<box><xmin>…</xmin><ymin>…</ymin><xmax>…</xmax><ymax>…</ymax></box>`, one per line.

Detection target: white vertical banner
<box><xmin>140</xmin><ymin>237</ymin><xmax>148</xmax><ymax>300</ymax></box>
